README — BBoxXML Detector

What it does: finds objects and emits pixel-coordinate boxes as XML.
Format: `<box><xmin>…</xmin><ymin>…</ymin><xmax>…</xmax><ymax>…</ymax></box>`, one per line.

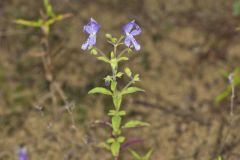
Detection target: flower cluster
<box><xmin>81</xmin><ymin>18</ymin><xmax>141</xmax><ymax>51</ymax></box>
<box><xmin>81</xmin><ymin>18</ymin><xmax>152</xmax><ymax>160</ymax></box>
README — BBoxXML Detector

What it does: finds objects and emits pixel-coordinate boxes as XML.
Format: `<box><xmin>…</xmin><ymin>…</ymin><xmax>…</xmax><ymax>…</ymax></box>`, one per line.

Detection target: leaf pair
<box><xmin>107</xmin><ymin>136</ymin><xmax>125</xmax><ymax>157</ymax></box>
<box><xmin>129</xmin><ymin>149</ymin><xmax>153</xmax><ymax>160</ymax></box>
<box><xmin>15</xmin><ymin>0</ymin><xmax>71</xmax><ymax>35</ymax></box>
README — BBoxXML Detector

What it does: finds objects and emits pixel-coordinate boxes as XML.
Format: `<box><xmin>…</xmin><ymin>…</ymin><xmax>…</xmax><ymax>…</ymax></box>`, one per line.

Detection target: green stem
<box><xmin>117</xmin><ymin>48</ymin><xmax>129</xmax><ymax>58</ymax></box>
<box><xmin>122</xmin><ymin>79</ymin><xmax>134</xmax><ymax>92</ymax></box>
<box><xmin>95</xmin><ymin>47</ymin><xmax>109</xmax><ymax>59</ymax></box>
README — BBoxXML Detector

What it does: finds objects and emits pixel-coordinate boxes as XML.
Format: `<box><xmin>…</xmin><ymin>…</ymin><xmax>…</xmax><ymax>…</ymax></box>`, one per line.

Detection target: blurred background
<box><xmin>0</xmin><ymin>0</ymin><xmax>240</xmax><ymax>159</ymax></box>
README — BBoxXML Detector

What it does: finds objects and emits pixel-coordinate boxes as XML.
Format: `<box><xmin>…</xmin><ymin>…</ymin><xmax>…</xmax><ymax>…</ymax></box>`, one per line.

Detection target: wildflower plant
<box><xmin>215</xmin><ymin>68</ymin><xmax>240</xmax><ymax>105</ymax></box>
<box><xmin>81</xmin><ymin>18</ymin><xmax>152</xmax><ymax>160</ymax></box>
<box><xmin>15</xmin><ymin>0</ymin><xmax>72</xmax><ymax>105</ymax></box>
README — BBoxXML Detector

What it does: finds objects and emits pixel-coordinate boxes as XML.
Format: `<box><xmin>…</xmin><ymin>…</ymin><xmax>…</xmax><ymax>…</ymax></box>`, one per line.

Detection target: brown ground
<box><xmin>0</xmin><ymin>0</ymin><xmax>240</xmax><ymax>160</ymax></box>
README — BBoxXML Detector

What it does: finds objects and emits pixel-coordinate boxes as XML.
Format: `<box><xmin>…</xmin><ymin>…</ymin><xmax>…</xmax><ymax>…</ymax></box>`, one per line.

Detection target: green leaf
<box><xmin>15</xmin><ymin>19</ymin><xmax>42</xmax><ymax>27</ymax></box>
<box><xmin>124</xmin><ymin>67</ymin><xmax>132</xmax><ymax>77</ymax></box>
<box><xmin>116</xmin><ymin>72</ymin><xmax>124</xmax><ymax>78</ymax></box>
<box><xmin>128</xmin><ymin>48</ymin><xmax>133</xmax><ymax>54</ymax></box>
<box><xmin>44</xmin><ymin>0</ymin><xmax>55</xmax><ymax>18</ymax></box>
<box><xmin>215</xmin><ymin>86</ymin><xmax>231</xmax><ymax>104</ymax></box>
<box><xmin>117</xmin><ymin>110</ymin><xmax>126</xmax><ymax>116</ymax></box>
<box><xmin>97</xmin><ymin>56</ymin><xmax>110</xmax><ymax>63</ymax></box>
<box><xmin>118</xmin><ymin>57</ymin><xmax>129</xmax><ymax>62</ymax></box>
<box><xmin>107</xmin><ymin>138</ymin><xmax>115</xmax><ymax>144</ymax></box>
<box><xmin>90</xmin><ymin>48</ymin><xmax>98</xmax><ymax>55</ymax></box>
<box><xmin>111</xmin><ymin>141</ymin><xmax>120</xmax><ymax>157</ymax></box>
<box><xmin>122</xmin><ymin>120</ymin><xmax>150</xmax><ymax>129</ymax></box>
<box><xmin>233</xmin><ymin>0</ymin><xmax>240</xmax><ymax>16</ymax></box>
<box><xmin>112</xmin><ymin>116</ymin><xmax>121</xmax><ymax>134</ymax></box>
<box><xmin>117</xmin><ymin>136</ymin><xmax>125</xmax><ymax>143</ymax></box>
<box><xmin>88</xmin><ymin>87</ymin><xmax>112</xmax><ymax>95</ymax></box>
<box><xmin>133</xmin><ymin>74</ymin><xmax>140</xmax><ymax>81</ymax></box>
<box><xmin>122</xmin><ymin>87</ymin><xmax>144</xmax><ymax>95</ymax></box>
<box><xmin>144</xmin><ymin>149</ymin><xmax>153</xmax><ymax>160</ymax></box>
<box><xmin>129</xmin><ymin>149</ymin><xmax>141</xmax><ymax>160</ymax></box>
<box><xmin>104</xmin><ymin>75</ymin><xmax>112</xmax><ymax>82</ymax></box>
<box><xmin>97</xmin><ymin>142</ymin><xmax>111</xmax><ymax>151</ymax></box>
<box><xmin>110</xmin><ymin>37</ymin><xmax>117</xmax><ymax>43</ymax></box>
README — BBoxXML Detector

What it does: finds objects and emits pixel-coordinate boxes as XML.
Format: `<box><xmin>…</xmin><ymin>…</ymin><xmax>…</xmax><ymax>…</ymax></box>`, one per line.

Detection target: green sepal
<box><xmin>90</xmin><ymin>48</ymin><xmax>98</xmax><ymax>55</ymax></box>
<box><xmin>116</xmin><ymin>72</ymin><xmax>124</xmax><ymax>78</ymax></box>
<box><xmin>133</xmin><ymin>74</ymin><xmax>140</xmax><ymax>81</ymax></box>
<box><xmin>128</xmin><ymin>48</ymin><xmax>133</xmax><ymax>54</ymax></box>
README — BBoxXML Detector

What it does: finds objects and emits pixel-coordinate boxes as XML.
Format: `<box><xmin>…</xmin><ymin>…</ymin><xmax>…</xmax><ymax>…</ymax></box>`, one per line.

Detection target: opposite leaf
<box><xmin>122</xmin><ymin>120</ymin><xmax>150</xmax><ymax>129</ymax></box>
<box><xmin>15</xmin><ymin>19</ymin><xmax>42</xmax><ymax>27</ymax></box>
<box><xmin>88</xmin><ymin>87</ymin><xmax>112</xmax><ymax>95</ymax></box>
<box><xmin>44</xmin><ymin>0</ymin><xmax>55</xmax><ymax>18</ymax></box>
<box><xmin>111</xmin><ymin>141</ymin><xmax>120</xmax><ymax>157</ymax></box>
<box><xmin>124</xmin><ymin>67</ymin><xmax>132</xmax><ymax>77</ymax></box>
<box><xmin>112</xmin><ymin>116</ymin><xmax>122</xmax><ymax>134</ymax></box>
<box><xmin>144</xmin><ymin>149</ymin><xmax>153</xmax><ymax>160</ymax></box>
<box><xmin>122</xmin><ymin>87</ymin><xmax>144</xmax><ymax>95</ymax></box>
<box><xmin>129</xmin><ymin>149</ymin><xmax>141</xmax><ymax>160</ymax></box>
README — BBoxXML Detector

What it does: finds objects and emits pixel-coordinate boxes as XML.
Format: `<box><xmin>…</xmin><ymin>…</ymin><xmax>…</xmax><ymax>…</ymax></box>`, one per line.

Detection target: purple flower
<box><xmin>81</xmin><ymin>18</ymin><xmax>101</xmax><ymax>50</ymax></box>
<box><xmin>18</xmin><ymin>146</ymin><xmax>28</xmax><ymax>160</ymax></box>
<box><xmin>123</xmin><ymin>20</ymin><xmax>141</xmax><ymax>51</ymax></box>
<box><xmin>105</xmin><ymin>80</ymin><xmax>110</xmax><ymax>87</ymax></box>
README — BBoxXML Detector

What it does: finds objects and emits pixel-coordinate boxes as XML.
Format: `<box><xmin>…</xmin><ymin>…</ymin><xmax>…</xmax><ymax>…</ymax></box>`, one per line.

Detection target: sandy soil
<box><xmin>0</xmin><ymin>0</ymin><xmax>240</xmax><ymax>160</ymax></box>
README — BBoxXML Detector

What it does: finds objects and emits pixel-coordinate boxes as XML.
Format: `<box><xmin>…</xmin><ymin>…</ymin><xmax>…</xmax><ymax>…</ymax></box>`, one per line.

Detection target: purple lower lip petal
<box><xmin>18</xmin><ymin>146</ymin><xmax>28</xmax><ymax>160</ymax></box>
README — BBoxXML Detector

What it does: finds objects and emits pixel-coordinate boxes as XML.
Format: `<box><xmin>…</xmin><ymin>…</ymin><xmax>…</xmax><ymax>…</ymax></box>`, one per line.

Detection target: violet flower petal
<box><xmin>131</xmin><ymin>37</ymin><xmax>141</xmax><ymax>51</ymax></box>
<box><xmin>124</xmin><ymin>36</ymin><xmax>131</xmax><ymax>47</ymax></box>
<box><xmin>123</xmin><ymin>20</ymin><xmax>135</xmax><ymax>33</ymax></box>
